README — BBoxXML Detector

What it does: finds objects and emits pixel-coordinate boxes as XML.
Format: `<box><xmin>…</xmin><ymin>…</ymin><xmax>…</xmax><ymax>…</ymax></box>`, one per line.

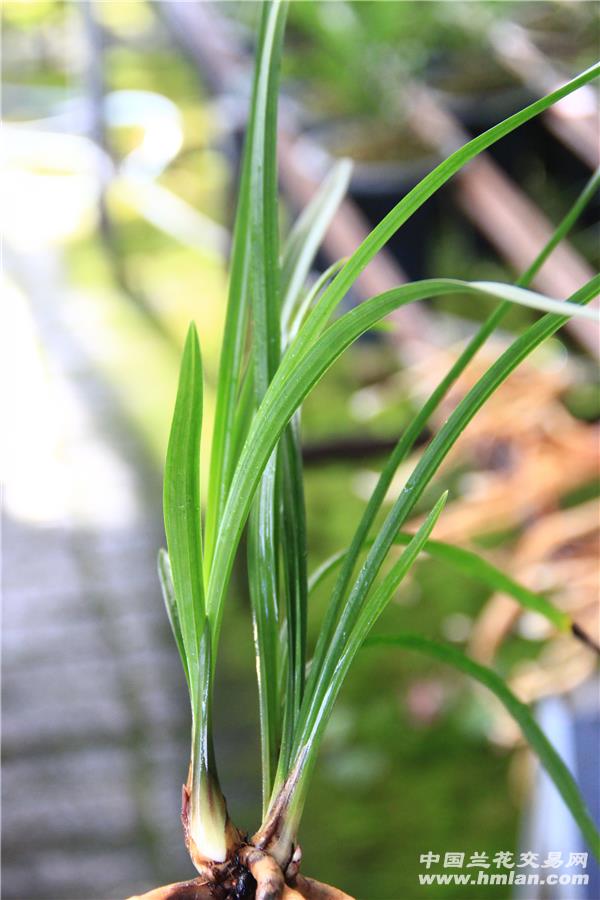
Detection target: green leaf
<box><xmin>248</xmin><ymin>458</ymin><xmax>281</xmax><ymax>812</ymax></box>
<box><xmin>163</xmin><ymin>323</ymin><xmax>205</xmax><ymax>702</ymax></box>
<box><xmin>254</xmin><ymin>263</ymin><xmax>595</xmax><ymax>851</ymax></box>
<box><xmin>394</xmin><ymin>533</ymin><xmax>570</xmax><ymax>631</ymax></box>
<box><xmin>249</xmin><ymin>0</ymin><xmax>287</xmax><ymax>397</ymax></box>
<box><xmin>277</xmin><ymin>417</ymin><xmax>308</xmax><ymax>782</ymax></box>
<box><xmin>204</xmin><ymin>2</ymin><xmax>288</xmax><ymax>565</ymax></box>
<box><xmin>281</xmin><ymin>159</ymin><xmax>352</xmax><ymax>335</ymax></box>
<box><xmin>286</xmin><ymin>258</ymin><xmax>347</xmax><ymax>345</ymax></box>
<box><xmin>230</xmin><ymin>362</ymin><xmax>256</xmax><ymax>472</ymax></box>
<box><xmin>232</xmin><ymin>251</ymin><xmax>341</xmax><ymax>480</ymax></box>
<box><xmin>204</xmin><ymin>176</ymin><xmax>251</xmax><ymax>569</ymax></box>
<box><xmin>243</xmin><ymin>0</ymin><xmax>289</xmax><ymax>811</ymax></box>
<box><xmin>365</xmin><ymin>633</ymin><xmax>600</xmax><ymax>860</ymax></box>
<box><xmin>163</xmin><ymin>331</ymin><xmax>227</xmax><ymax>869</ymax></box>
<box><xmin>307</xmin><ymin>548</ymin><xmax>345</xmax><ymax>595</ymax></box>
<box><xmin>204</xmin><ymin>175</ymin><xmax>251</xmax><ymax>567</ymax></box>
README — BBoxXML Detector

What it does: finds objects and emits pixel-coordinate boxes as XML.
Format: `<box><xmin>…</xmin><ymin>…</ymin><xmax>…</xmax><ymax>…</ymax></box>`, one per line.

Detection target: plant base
<box><xmin>127</xmin><ymin>846</ymin><xmax>354</xmax><ymax>900</ymax></box>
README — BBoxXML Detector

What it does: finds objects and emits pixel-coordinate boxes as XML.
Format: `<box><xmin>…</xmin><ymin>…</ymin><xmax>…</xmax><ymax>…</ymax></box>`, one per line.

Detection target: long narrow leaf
<box><xmin>277</xmin><ymin>260</ymin><xmax>347</xmax><ymax>771</ymax></box>
<box><xmin>287</xmin><ymin>258</ymin><xmax>347</xmax><ymax>344</ymax></box>
<box><xmin>250</xmin><ymin>0</ymin><xmax>286</xmax><ymax>396</ymax></box>
<box><xmin>277</xmin><ymin>418</ymin><xmax>308</xmax><ymax>774</ymax></box>
<box><xmin>281</xmin><ymin>159</ymin><xmax>352</xmax><ymax>333</ymax></box>
<box><xmin>204</xmin><ymin>2</ymin><xmax>287</xmax><ymax>565</ymax></box>
<box><xmin>187</xmin><ymin>617</ymin><xmax>229</xmax><ymax>864</ymax></box>
<box><xmin>245</xmin><ymin>0</ymin><xmax>288</xmax><ymax>809</ymax></box>
<box><xmin>164</xmin><ymin>323</ymin><xmax>205</xmax><ymax>702</ymax></box>
<box><xmin>394</xmin><ymin>533</ymin><xmax>570</xmax><ymax>630</ymax></box>
<box><xmin>365</xmin><ymin>633</ymin><xmax>600</xmax><ymax>860</ymax></box>
<box><xmin>163</xmin><ymin>329</ymin><xmax>229</xmax><ymax>862</ymax></box>
<box><xmin>204</xmin><ymin>189</ymin><xmax>251</xmax><ymax>567</ymax></box>
<box><xmin>232</xmin><ymin>249</ymin><xmax>341</xmax><ymax>478</ymax></box>
<box><xmin>248</xmin><ymin>459</ymin><xmax>281</xmax><ymax>812</ymax></box>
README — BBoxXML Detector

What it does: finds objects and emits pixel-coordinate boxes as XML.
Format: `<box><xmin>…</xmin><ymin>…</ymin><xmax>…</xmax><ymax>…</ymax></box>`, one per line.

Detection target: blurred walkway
<box><xmin>3</xmin><ymin>248</ymin><xmax>194</xmax><ymax>899</ymax></box>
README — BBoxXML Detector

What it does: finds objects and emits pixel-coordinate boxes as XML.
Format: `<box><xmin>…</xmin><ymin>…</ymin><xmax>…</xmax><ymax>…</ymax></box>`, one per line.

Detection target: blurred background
<box><xmin>2</xmin><ymin>2</ymin><xmax>599</xmax><ymax>898</ymax></box>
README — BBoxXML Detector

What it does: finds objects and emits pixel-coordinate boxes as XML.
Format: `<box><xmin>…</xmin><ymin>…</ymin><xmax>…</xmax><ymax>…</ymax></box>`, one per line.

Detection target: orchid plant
<box><xmin>131</xmin><ymin>4</ymin><xmax>599</xmax><ymax>899</ymax></box>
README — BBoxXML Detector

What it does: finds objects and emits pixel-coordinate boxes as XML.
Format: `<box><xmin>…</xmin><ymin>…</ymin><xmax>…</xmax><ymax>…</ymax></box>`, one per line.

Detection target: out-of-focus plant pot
<box><xmin>426</xmin><ymin>54</ymin><xmax>533</xmax><ymax>127</ymax></box>
<box><xmin>425</xmin><ymin>54</ymin><xmax>593</xmax><ymax>190</ymax></box>
<box><xmin>518</xmin><ymin>5</ymin><xmax>599</xmax><ymax>70</ymax></box>
<box><xmin>307</xmin><ymin>118</ymin><xmax>443</xmax><ymax>281</ymax></box>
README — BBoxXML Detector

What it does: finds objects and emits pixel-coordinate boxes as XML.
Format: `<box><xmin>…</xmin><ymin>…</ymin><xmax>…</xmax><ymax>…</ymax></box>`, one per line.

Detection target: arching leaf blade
<box><xmin>281</xmin><ymin>159</ymin><xmax>352</xmax><ymax>333</ymax></box>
